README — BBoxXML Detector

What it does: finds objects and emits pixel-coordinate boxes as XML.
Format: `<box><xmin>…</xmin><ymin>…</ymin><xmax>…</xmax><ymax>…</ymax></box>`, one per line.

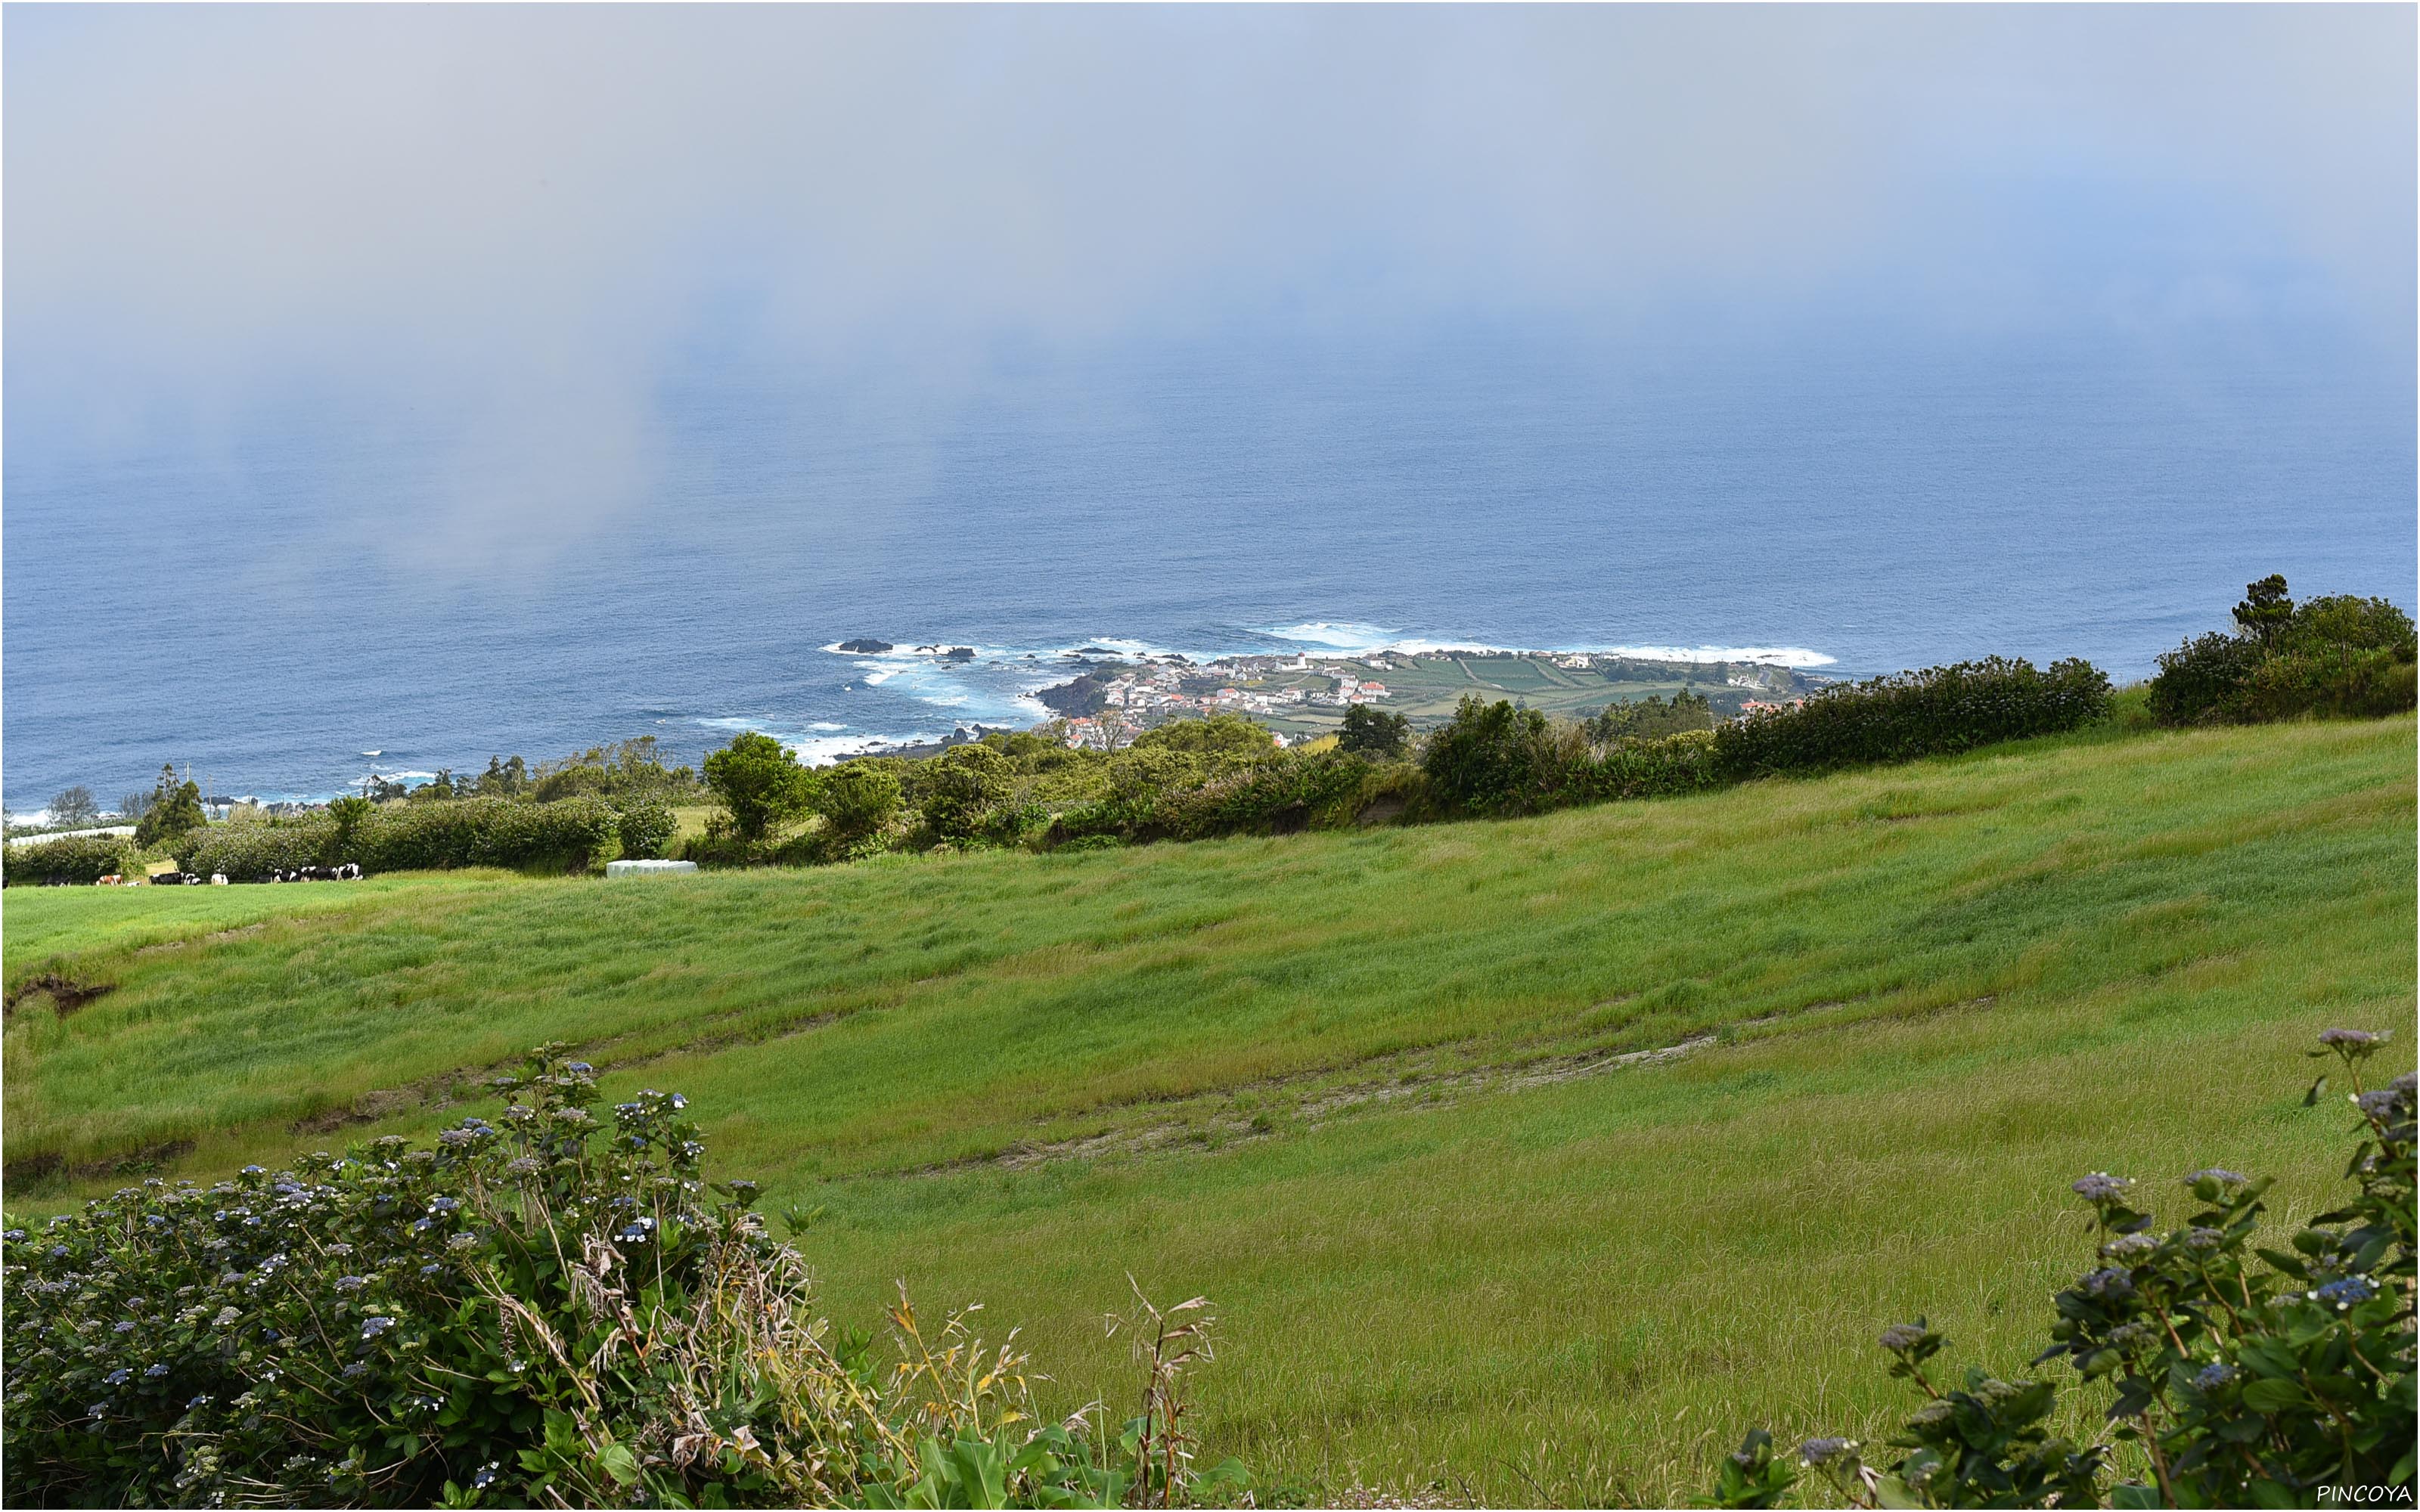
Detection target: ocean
<box><xmin>5</xmin><ymin>318</ymin><xmax>2412</xmax><ymax>812</ymax></box>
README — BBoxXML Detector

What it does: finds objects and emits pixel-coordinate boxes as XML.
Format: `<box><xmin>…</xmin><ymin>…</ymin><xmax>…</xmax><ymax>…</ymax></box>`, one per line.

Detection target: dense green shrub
<box><xmin>1338</xmin><ymin>704</ymin><xmax>1412</xmax><ymax>758</ymax></box>
<box><xmin>1563</xmin><ymin>728</ymin><xmax>1727</xmax><ymax>804</ymax></box>
<box><xmin>2151</xmin><ymin>579</ymin><xmax>2418</xmax><ymax>727</ymax></box>
<box><xmin>179</xmin><ymin>821</ymin><xmax>328</xmax><ymax>881</ymax></box>
<box><xmin>1714</xmin><ymin>657</ymin><xmax>2111</xmax><ymax>777</ymax></box>
<box><xmin>1149</xmin><ymin>750</ymin><xmax>1380</xmax><ymax>840</ymax></box>
<box><xmin>1131</xmin><ymin>714</ymin><xmax>1282</xmax><ymax>761</ymax></box>
<box><xmin>2</xmin><ymin>835</ymin><xmax>138</xmax><ymax>888</ymax></box>
<box><xmin>526</xmin><ymin>738</ymin><xmax>699</xmax><ymax>806</ymax></box>
<box><xmin>610</xmin><ymin>798</ymin><xmax>676</xmax><ymax>861</ymax></box>
<box><xmin>702</xmin><ymin>733</ymin><xmax>813</xmax><ymax>842</ymax></box>
<box><xmin>2146</xmin><ymin>632</ymin><xmax>2269</xmax><ymax>727</ymax></box>
<box><xmin>2</xmin><ymin>1046</ymin><xmax>1245</xmax><ymax>1508</ymax></box>
<box><xmin>1587</xmin><ymin>689</ymin><xmax>1715</xmax><ymax>744</ymax></box>
<box><xmin>813</xmin><ymin>763</ymin><xmax>904</xmax><ymax>857</ymax></box>
<box><xmin>1704</xmin><ymin>1030</ymin><xmax>2415</xmax><ymax>1509</ymax></box>
<box><xmin>1420</xmin><ymin>696</ymin><xmax>1584</xmax><ymax>817</ymax></box>
<box><xmin>2285</xmin><ymin>593</ymin><xmax>2419</xmax><ymax>667</ymax></box>
<box><xmin>913</xmin><ymin>744</ymin><xmax>1016</xmax><ymax>843</ymax></box>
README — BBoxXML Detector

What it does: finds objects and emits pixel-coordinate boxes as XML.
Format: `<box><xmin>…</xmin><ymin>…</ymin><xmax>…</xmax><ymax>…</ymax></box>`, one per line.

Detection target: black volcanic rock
<box><xmin>1035</xmin><ymin>675</ymin><xmax>1109</xmax><ymax>717</ymax></box>
<box><xmin>837</xmin><ymin>638</ymin><xmax>893</xmax><ymax>654</ymax></box>
<box><xmin>942</xmin><ymin>646</ymin><xmax>976</xmax><ymax>662</ymax></box>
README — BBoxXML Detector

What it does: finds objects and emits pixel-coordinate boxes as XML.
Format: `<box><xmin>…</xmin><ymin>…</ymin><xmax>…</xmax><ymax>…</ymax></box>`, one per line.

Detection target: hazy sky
<box><xmin>7</xmin><ymin>4</ymin><xmax>2413</xmax><ymax>563</ymax></box>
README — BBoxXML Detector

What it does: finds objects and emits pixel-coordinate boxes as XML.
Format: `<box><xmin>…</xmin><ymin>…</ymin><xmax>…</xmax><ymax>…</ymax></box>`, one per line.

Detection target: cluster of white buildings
<box><xmin>1053</xmin><ymin>658</ymin><xmax>1392</xmax><ymax>750</ymax></box>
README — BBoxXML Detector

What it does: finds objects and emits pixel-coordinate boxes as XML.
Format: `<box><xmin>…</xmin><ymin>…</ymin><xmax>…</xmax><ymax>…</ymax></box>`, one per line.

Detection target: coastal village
<box><xmin>1035</xmin><ymin>647</ymin><xmax>1823</xmax><ymax>751</ymax></box>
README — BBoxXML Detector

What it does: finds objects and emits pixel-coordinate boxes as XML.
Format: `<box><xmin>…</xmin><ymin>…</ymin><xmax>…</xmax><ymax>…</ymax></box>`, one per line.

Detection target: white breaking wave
<box><xmin>1585</xmin><ymin>643</ymin><xmax>1837</xmax><ymax>668</ymax></box>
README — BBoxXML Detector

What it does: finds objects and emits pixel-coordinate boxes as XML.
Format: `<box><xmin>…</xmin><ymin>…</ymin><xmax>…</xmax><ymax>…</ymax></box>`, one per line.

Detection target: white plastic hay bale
<box><xmin>605</xmin><ymin>859</ymin><xmax>699</xmax><ymax>878</ymax></box>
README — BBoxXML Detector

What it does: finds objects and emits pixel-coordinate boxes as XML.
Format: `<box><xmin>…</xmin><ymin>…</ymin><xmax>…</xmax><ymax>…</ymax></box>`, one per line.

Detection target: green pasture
<box><xmin>5</xmin><ymin>715</ymin><xmax>2411</xmax><ymax>1503</ymax></box>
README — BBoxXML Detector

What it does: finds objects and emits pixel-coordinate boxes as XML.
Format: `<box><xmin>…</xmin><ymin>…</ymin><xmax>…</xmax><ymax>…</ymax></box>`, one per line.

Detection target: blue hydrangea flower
<box><xmin>2193</xmin><ymin>1362</ymin><xmax>2236</xmax><ymax>1391</ymax></box>
<box><xmin>105</xmin><ymin>1369</ymin><xmax>132</xmax><ymax>1386</ymax></box>
<box><xmin>2080</xmin><ymin>1267</ymin><xmax>2135</xmax><ymax>1300</ymax></box>
<box><xmin>1878</xmin><ymin>1324</ymin><xmax>1928</xmax><ymax>1352</ymax></box>
<box><xmin>2313</xmin><ymin>1277</ymin><xmax>2377</xmax><ymax>1309</ymax></box>
<box><xmin>1798</xmin><ymin>1437</ymin><xmax>1856</xmax><ymax>1467</ymax></box>
<box><xmin>2071</xmin><ymin>1173</ymin><xmax>2131</xmax><ymax>1202</ymax></box>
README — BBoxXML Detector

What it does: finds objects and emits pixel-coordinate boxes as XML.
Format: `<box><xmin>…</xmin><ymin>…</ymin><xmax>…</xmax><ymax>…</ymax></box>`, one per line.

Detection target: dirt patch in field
<box><xmin>134</xmin><ymin>923</ymin><xmax>266</xmax><ymax>957</ymax></box>
<box><xmin>3</xmin><ymin>973</ymin><xmax>116</xmax><ymax>1020</ymax></box>
<box><xmin>926</xmin><ymin>1027</ymin><xmax>1736</xmax><ymax>1176</ymax></box>
<box><xmin>5</xmin><ymin>1138</ymin><xmax>196</xmax><ymax>1188</ymax></box>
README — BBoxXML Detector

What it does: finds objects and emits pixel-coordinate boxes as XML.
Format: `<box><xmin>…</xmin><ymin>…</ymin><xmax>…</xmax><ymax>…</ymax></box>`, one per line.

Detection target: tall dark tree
<box><xmin>2232</xmin><ymin>574</ymin><xmax>2294</xmax><ymax>649</ymax></box>
<box><xmin>1337</xmin><ymin>704</ymin><xmax>1411</xmax><ymax>758</ymax></box>
<box><xmin>46</xmin><ymin>786</ymin><xmax>100</xmax><ymax>827</ymax></box>
<box><xmin>133</xmin><ymin>764</ymin><xmax>206</xmax><ymax>850</ymax></box>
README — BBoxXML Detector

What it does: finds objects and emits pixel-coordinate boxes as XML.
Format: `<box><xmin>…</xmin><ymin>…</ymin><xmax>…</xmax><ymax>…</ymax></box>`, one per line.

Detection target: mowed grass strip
<box><xmin>2</xmin><ymin>718</ymin><xmax>2411</xmax><ymax>1501</ymax></box>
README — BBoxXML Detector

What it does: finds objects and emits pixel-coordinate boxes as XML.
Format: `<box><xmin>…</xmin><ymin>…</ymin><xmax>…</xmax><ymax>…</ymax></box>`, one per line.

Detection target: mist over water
<box><xmin>7</xmin><ymin>318</ymin><xmax>2411</xmax><ymax>808</ymax></box>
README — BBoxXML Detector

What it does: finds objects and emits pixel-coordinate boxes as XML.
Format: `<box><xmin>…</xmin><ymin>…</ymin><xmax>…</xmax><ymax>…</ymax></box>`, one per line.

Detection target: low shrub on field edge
<box><xmin>2</xmin><ymin>1045</ymin><xmax>1249</xmax><ymax>1509</ymax></box>
<box><xmin>1702</xmin><ymin>1030</ymin><xmax>2415</xmax><ymax>1510</ymax></box>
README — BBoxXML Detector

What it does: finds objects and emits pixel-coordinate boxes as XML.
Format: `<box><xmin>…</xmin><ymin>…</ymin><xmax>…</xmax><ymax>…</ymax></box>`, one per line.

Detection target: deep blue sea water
<box><xmin>5</xmin><ymin>321</ymin><xmax>2413</xmax><ymax>813</ymax></box>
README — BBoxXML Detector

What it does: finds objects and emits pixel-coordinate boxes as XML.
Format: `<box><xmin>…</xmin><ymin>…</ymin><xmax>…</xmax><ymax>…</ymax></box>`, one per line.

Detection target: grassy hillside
<box><xmin>5</xmin><ymin>717</ymin><xmax>2412</xmax><ymax>1503</ymax></box>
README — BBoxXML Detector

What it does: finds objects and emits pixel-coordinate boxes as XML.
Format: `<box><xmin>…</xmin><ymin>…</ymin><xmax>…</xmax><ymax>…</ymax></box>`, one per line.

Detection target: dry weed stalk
<box><xmin>1108</xmin><ymin>1275</ymin><xmax>1219</xmax><ymax>1507</ymax></box>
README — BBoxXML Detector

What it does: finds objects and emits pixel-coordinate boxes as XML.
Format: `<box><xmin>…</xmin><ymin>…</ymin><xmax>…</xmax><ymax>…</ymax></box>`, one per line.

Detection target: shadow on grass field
<box><xmin>4</xmin><ymin>715</ymin><xmax>2411</xmax><ymax>1503</ymax></box>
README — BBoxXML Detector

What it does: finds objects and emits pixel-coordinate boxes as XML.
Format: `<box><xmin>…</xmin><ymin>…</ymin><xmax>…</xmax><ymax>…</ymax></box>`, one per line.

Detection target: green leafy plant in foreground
<box><xmin>2</xmin><ymin>1046</ymin><xmax>1245</xmax><ymax>1507</ymax></box>
<box><xmin>1704</xmin><ymin>1030</ymin><xmax>2415</xmax><ymax>1508</ymax></box>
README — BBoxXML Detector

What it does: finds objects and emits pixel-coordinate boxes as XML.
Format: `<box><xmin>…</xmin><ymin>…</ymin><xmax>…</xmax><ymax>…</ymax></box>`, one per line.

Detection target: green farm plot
<box><xmin>5</xmin><ymin>715</ymin><xmax>2411</xmax><ymax>1503</ymax></box>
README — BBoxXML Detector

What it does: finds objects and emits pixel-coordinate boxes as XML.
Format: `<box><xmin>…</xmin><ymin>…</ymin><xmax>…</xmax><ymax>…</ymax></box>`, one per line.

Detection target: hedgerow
<box><xmin>177</xmin><ymin>821</ymin><xmax>328</xmax><ymax>881</ymax></box>
<box><xmin>1704</xmin><ymin>1029</ymin><xmax>2415</xmax><ymax>1509</ymax></box>
<box><xmin>1562</xmin><ymin>728</ymin><xmax>1728</xmax><ymax>804</ymax></box>
<box><xmin>1</xmin><ymin>835</ymin><xmax>140</xmax><ymax>888</ymax></box>
<box><xmin>172</xmin><ymin>799</ymin><xmax>669</xmax><ymax>881</ymax></box>
<box><xmin>2</xmin><ymin>1046</ymin><xmax>1247</xmax><ymax>1509</ymax></box>
<box><xmin>1712</xmin><ymin>657</ymin><xmax>2113</xmax><ymax>778</ymax></box>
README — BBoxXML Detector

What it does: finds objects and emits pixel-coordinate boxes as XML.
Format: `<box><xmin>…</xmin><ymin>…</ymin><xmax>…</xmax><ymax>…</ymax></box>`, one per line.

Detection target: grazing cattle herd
<box><xmin>90</xmin><ymin>863</ymin><xmax>364</xmax><ymax>887</ymax></box>
<box><xmin>268</xmin><ymin>863</ymin><xmax>363</xmax><ymax>883</ymax></box>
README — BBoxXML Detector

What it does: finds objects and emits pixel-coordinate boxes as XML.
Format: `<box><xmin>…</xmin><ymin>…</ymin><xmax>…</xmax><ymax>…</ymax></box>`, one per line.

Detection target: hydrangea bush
<box><xmin>1703</xmin><ymin>1030</ymin><xmax>2415</xmax><ymax>1508</ymax></box>
<box><xmin>3</xmin><ymin>1046</ymin><xmax>1243</xmax><ymax>1507</ymax></box>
